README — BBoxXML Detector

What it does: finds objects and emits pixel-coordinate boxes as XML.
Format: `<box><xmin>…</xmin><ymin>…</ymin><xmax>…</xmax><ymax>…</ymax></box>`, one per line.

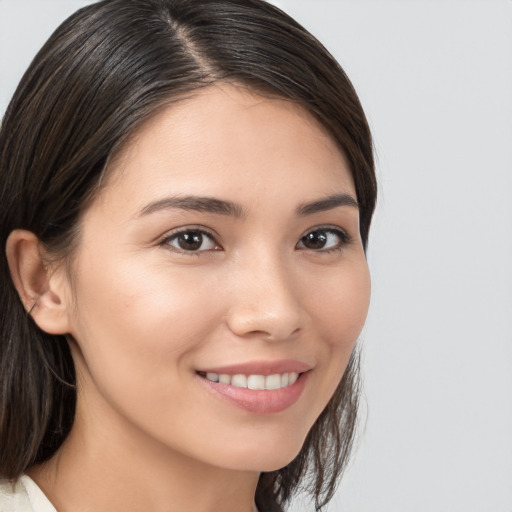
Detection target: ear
<box><xmin>6</xmin><ymin>229</ymin><xmax>72</xmax><ymax>335</ymax></box>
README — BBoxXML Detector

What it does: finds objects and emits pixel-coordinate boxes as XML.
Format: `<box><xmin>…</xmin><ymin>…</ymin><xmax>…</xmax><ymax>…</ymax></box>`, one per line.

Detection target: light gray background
<box><xmin>1</xmin><ymin>1</ymin><xmax>511</xmax><ymax>511</ymax></box>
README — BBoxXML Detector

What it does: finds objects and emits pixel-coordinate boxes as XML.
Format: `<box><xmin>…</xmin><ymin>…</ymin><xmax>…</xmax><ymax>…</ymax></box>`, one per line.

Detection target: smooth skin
<box><xmin>7</xmin><ymin>84</ymin><xmax>371</xmax><ymax>512</ymax></box>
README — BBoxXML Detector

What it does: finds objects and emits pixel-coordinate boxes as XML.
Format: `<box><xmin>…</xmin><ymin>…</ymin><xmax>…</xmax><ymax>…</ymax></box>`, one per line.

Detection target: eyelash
<box><xmin>160</xmin><ymin>226</ymin><xmax>352</xmax><ymax>255</ymax></box>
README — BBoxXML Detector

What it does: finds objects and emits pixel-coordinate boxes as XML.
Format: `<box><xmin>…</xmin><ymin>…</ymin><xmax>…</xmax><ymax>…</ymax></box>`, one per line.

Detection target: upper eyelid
<box><xmin>160</xmin><ymin>226</ymin><xmax>219</xmax><ymax>241</ymax></box>
<box><xmin>300</xmin><ymin>225</ymin><xmax>350</xmax><ymax>238</ymax></box>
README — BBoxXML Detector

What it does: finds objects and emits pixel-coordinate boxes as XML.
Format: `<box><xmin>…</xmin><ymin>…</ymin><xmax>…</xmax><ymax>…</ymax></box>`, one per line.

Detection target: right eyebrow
<box><xmin>138</xmin><ymin>195</ymin><xmax>246</xmax><ymax>218</ymax></box>
<box><xmin>296</xmin><ymin>193</ymin><xmax>359</xmax><ymax>216</ymax></box>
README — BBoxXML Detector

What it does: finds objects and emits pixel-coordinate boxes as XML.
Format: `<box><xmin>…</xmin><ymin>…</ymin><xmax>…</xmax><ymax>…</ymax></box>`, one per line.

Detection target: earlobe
<box><xmin>6</xmin><ymin>229</ymin><xmax>72</xmax><ymax>335</ymax></box>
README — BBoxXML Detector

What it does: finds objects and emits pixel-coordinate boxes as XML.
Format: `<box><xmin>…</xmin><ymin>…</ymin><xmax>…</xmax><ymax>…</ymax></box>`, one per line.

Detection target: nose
<box><xmin>225</xmin><ymin>252</ymin><xmax>304</xmax><ymax>342</ymax></box>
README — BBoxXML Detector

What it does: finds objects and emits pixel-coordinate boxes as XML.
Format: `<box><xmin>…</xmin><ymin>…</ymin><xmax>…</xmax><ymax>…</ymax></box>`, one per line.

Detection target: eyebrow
<box><xmin>139</xmin><ymin>196</ymin><xmax>245</xmax><ymax>218</ymax></box>
<box><xmin>138</xmin><ymin>193</ymin><xmax>358</xmax><ymax>218</ymax></box>
<box><xmin>296</xmin><ymin>193</ymin><xmax>359</xmax><ymax>216</ymax></box>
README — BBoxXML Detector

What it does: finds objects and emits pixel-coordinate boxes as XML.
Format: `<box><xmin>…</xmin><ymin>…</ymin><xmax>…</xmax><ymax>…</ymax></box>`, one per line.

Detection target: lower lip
<box><xmin>197</xmin><ymin>372</ymin><xmax>309</xmax><ymax>414</ymax></box>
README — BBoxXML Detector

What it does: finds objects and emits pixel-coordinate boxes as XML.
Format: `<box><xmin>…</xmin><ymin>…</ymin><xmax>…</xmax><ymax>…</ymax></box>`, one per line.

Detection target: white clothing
<box><xmin>0</xmin><ymin>475</ymin><xmax>56</xmax><ymax>512</ymax></box>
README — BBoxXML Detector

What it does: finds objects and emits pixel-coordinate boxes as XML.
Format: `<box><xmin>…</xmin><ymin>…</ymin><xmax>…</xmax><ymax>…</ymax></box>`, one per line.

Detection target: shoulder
<box><xmin>0</xmin><ymin>475</ymin><xmax>56</xmax><ymax>512</ymax></box>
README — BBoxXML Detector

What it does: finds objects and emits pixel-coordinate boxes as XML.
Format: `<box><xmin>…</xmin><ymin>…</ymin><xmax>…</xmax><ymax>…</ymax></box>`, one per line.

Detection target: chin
<box><xmin>217</xmin><ymin>431</ymin><xmax>308</xmax><ymax>473</ymax></box>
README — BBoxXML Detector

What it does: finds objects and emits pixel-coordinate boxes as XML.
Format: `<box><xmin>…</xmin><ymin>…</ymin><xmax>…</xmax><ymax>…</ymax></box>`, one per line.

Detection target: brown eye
<box><xmin>301</xmin><ymin>231</ymin><xmax>328</xmax><ymax>250</ymax></box>
<box><xmin>165</xmin><ymin>230</ymin><xmax>219</xmax><ymax>252</ymax></box>
<box><xmin>297</xmin><ymin>228</ymin><xmax>349</xmax><ymax>252</ymax></box>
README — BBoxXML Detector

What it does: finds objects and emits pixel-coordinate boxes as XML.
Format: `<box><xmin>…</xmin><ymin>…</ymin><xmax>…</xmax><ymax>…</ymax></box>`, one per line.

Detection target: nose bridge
<box><xmin>226</xmin><ymin>245</ymin><xmax>304</xmax><ymax>341</ymax></box>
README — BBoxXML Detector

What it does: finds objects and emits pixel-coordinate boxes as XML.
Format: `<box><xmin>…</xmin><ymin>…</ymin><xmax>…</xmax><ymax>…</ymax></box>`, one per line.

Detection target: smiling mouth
<box><xmin>196</xmin><ymin>371</ymin><xmax>301</xmax><ymax>390</ymax></box>
<box><xmin>196</xmin><ymin>367</ymin><xmax>310</xmax><ymax>414</ymax></box>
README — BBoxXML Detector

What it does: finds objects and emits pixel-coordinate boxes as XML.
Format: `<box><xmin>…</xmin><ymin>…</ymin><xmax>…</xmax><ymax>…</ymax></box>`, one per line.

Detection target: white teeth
<box><xmin>231</xmin><ymin>374</ymin><xmax>247</xmax><ymax>387</ymax></box>
<box><xmin>218</xmin><ymin>374</ymin><xmax>231</xmax><ymax>385</ymax></box>
<box><xmin>265</xmin><ymin>374</ymin><xmax>282</xmax><ymax>390</ymax></box>
<box><xmin>204</xmin><ymin>371</ymin><xmax>301</xmax><ymax>390</ymax></box>
<box><xmin>247</xmin><ymin>375</ymin><xmax>265</xmax><ymax>390</ymax></box>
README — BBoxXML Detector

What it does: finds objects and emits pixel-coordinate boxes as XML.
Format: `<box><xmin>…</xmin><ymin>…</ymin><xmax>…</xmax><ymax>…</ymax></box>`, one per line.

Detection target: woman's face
<box><xmin>61</xmin><ymin>84</ymin><xmax>370</xmax><ymax>472</ymax></box>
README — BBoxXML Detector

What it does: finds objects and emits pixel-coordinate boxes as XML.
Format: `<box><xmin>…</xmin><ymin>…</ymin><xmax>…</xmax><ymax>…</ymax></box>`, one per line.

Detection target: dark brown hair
<box><xmin>0</xmin><ymin>1</ymin><xmax>376</xmax><ymax>510</ymax></box>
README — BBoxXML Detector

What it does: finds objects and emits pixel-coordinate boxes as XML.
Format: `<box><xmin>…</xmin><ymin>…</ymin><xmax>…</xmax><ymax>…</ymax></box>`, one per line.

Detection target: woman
<box><xmin>0</xmin><ymin>0</ymin><xmax>376</xmax><ymax>510</ymax></box>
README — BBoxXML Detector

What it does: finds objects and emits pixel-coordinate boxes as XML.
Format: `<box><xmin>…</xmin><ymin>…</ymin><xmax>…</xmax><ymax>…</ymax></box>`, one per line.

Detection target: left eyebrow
<box><xmin>296</xmin><ymin>193</ymin><xmax>359</xmax><ymax>216</ymax></box>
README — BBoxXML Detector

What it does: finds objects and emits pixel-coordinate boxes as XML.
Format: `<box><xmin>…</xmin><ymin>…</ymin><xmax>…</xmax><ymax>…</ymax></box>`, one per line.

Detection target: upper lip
<box><xmin>196</xmin><ymin>359</ymin><xmax>312</xmax><ymax>376</ymax></box>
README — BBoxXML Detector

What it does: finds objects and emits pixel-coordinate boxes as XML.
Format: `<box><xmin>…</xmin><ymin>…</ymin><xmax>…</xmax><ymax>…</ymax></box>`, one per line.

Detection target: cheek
<box><xmin>308</xmin><ymin>258</ymin><xmax>371</xmax><ymax>348</ymax></box>
<box><xmin>303</xmin><ymin>258</ymin><xmax>370</xmax><ymax>403</ymax></box>
<box><xmin>68</xmin><ymin>253</ymin><xmax>223</xmax><ymax>387</ymax></box>
<box><xmin>67</xmin><ymin>255</ymin><xmax>228</xmax><ymax>448</ymax></box>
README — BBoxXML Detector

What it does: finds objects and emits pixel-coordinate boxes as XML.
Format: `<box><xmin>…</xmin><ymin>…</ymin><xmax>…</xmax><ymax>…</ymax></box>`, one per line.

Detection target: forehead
<box><xmin>98</xmin><ymin>84</ymin><xmax>355</xmax><ymax>214</ymax></box>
